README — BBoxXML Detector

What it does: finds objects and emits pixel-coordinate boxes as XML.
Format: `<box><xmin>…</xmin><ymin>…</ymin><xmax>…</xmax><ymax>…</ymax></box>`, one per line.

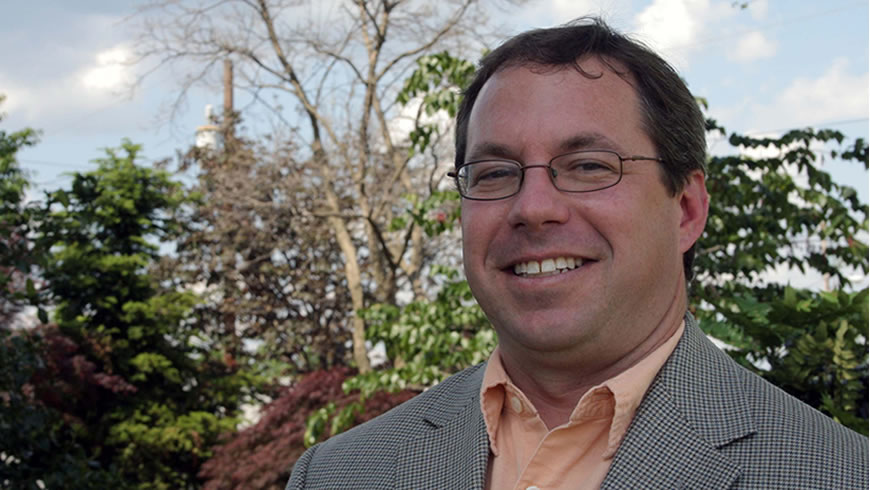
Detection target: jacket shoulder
<box><xmin>609</xmin><ymin>318</ymin><xmax>867</xmax><ymax>489</ymax></box>
<box><xmin>668</xmin><ymin>319</ymin><xmax>868</xmax><ymax>487</ymax></box>
<box><xmin>727</xmin><ymin>361</ymin><xmax>868</xmax><ymax>484</ymax></box>
<box><xmin>287</xmin><ymin>363</ymin><xmax>486</xmax><ymax>489</ymax></box>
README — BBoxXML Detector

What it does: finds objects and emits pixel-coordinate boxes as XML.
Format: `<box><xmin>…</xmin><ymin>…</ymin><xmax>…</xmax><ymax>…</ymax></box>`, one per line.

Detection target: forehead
<box><xmin>466</xmin><ymin>58</ymin><xmax>649</xmax><ymax>159</ymax></box>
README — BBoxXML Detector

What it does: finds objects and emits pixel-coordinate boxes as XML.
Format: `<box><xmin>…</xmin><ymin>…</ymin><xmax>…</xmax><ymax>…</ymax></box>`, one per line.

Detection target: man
<box><xmin>289</xmin><ymin>18</ymin><xmax>868</xmax><ymax>489</ymax></box>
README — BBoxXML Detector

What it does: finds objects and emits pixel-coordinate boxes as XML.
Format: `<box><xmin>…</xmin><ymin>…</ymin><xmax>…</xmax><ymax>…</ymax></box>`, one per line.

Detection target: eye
<box><xmin>467</xmin><ymin>162</ymin><xmax>519</xmax><ymax>187</ymax></box>
<box><xmin>562</xmin><ymin>157</ymin><xmax>618</xmax><ymax>175</ymax></box>
<box><xmin>571</xmin><ymin>160</ymin><xmax>609</xmax><ymax>172</ymax></box>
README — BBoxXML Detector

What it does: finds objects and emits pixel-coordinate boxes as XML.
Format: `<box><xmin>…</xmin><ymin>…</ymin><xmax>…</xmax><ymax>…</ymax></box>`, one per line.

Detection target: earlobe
<box><xmin>679</xmin><ymin>171</ymin><xmax>709</xmax><ymax>253</ymax></box>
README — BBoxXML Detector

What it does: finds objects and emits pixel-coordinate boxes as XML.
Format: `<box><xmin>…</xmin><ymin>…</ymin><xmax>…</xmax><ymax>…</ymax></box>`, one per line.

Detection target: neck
<box><xmin>499</xmin><ymin>293</ymin><xmax>687</xmax><ymax>429</ymax></box>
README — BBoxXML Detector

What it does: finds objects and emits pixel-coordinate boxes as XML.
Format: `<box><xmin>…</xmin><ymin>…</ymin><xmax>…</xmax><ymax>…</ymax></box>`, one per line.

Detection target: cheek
<box><xmin>627</xmin><ymin>205</ymin><xmax>682</xmax><ymax>264</ymax></box>
<box><xmin>460</xmin><ymin>206</ymin><xmax>487</xmax><ymax>263</ymax></box>
<box><xmin>597</xmin><ymin>195</ymin><xmax>679</xmax><ymax>260</ymax></box>
<box><xmin>461</xmin><ymin>203</ymin><xmax>498</xmax><ymax>245</ymax></box>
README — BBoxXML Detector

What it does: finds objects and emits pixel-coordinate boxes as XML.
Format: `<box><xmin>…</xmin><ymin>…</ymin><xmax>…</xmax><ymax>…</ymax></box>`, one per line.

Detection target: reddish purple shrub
<box><xmin>199</xmin><ymin>367</ymin><xmax>417</xmax><ymax>490</ymax></box>
<box><xmin>25</xmin><ymin>325</ymin><xmax>136</xmax><ymax>418</ymax></box>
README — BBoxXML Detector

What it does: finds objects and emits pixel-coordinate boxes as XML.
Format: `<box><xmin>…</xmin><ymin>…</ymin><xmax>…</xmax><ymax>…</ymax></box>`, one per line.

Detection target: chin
<box><xmin>497</xmin><ymin>316</ymin><xmax>599</xmax><ymax>352</ymax></box>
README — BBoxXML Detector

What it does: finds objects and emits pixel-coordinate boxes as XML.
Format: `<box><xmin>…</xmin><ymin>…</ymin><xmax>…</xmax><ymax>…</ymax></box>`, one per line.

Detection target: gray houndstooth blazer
<box><xmin>288</xmin><ymin>314</ymin><xmax>869</xmax><ymax>489</ymax></box>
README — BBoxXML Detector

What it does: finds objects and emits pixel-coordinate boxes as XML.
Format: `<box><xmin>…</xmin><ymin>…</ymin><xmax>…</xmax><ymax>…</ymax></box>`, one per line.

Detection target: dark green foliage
<box><xmin>1</xmin><ymin>101</ymin><xmax>124</xmax><ymax>486</ymax></box>
<box><xmin>0</xmin><ymin>96</ymin><xmax>44</xmax><ymax>324</ymax></box>
<box><xmin>32</xmin><ymin>141</ymin><xmax>247</xmax><ymax>488</ymax></box>
<box><xmin>694</xmin><ymin>123</ymin><xmax>869</xmax><ymax>434</ymax></box>
<box><xmin>734</xmin><ymin>288</ymin><xmax>867</xmax><ymax>431</ymax></box>
<box><xmin>698</xmin><ymin>125</ymin><xmax>867</xmax><ymax>292</ymax></box>
<box><xmin>0</xmin><ymin>136</ymin><xmax>252</xmax><ymax>488</ymax></box>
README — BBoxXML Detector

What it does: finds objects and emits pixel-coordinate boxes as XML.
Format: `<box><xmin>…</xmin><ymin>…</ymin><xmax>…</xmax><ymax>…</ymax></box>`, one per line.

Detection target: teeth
<box><xmin>513</xmin><ymin>256</ymin><xmax>582</xmax><ymax>276</ymax></box>
<box><xmin>541</xmin><ymin>259</ymin><xmax>555</xmax><ymax>273</ymax></box>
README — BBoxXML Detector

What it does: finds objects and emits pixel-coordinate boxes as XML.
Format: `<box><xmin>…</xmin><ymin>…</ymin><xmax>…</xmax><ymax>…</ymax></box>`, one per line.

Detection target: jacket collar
<box><xmin>601</xmin><ymin>314</ymin><xmax>756</xmax><ymax>489</ymax></box>
<box><xmin>395</xmin><ymin>364</ymin><xmax>490</xmax><ymax>488</ymax></box>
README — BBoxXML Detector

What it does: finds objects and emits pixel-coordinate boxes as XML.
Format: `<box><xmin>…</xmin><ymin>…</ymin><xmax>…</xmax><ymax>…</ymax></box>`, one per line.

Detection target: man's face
<box><xmin>460</xmin><ymin>59</ymin><xmax>706</xmax><ymax>368</ymax></box>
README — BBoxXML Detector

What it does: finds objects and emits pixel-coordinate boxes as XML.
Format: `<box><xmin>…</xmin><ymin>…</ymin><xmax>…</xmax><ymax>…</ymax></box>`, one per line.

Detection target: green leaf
<box><xmin>37</xmin><ymin>307</ymin><xmax>48</xmax><ymax>324</ymax></box>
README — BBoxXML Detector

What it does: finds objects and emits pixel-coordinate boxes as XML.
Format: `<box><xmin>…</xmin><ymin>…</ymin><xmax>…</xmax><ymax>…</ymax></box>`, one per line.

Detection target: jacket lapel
<box><xmin>395</xmin><ymin>365</ymin><xmax>490</xmax><ymax>489</ymax></box>
<box><xmin>602</xmin><ymin>316</ymin><xmax>755</xmax><ymax>489</ymax></box>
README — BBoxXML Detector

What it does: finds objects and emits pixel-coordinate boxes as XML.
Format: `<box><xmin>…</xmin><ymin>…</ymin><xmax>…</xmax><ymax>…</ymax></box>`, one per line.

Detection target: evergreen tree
<box><xmin>1</xmin><ymin>95</ymin><xmax>124</xmax><ymax>489</ymax></box>
<box><xmin>29</xmin><ymin>141</ymin><xmax>248</xmax><ymax>488</ymax></box>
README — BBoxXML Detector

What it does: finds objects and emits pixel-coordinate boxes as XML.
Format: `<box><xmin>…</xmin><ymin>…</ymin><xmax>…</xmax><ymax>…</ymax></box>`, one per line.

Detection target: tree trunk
<box><xmin>328</xmin><ymin>215</ymin><xmax>371</xmax><ymax>373</ymax></box>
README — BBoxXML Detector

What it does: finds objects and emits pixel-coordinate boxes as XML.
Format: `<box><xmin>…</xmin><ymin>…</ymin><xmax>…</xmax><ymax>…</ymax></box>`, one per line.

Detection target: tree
<box><xmin>156</xmin><ymin>134</ymin><xmax>353</xmax><ymax>375</ymax></box>
<box><xmin>0</xmin><ymin>94</ymin><xmax>42</xmax><ymax>325</ymax></box>
<box><xmin>1</xmin><ymin>97</ymin><xmax>124</xmax><ymax>489</ymax></box>
<box><xmin>133</xmin><ymin>0</ymin><xmax>516</xmax><ymax>372</ymax></box>
<box><xmin>694</xmin><ymin>124</ymin><xmax>868</xmax><ymax>433</ymax></box>
<box><xmin>26</xmin><ymin>141</ymin><xmax>251</xmax><ymax>488</ymax></box>
<box><xmin>1</xmin><ymin>327</ymin><xmax>127</xmax><ymax>488</ymax></box>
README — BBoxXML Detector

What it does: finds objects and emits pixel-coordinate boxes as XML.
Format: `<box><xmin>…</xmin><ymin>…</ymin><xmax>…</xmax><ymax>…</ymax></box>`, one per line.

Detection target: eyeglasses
<box><xmin>448</xmin><ymin>149</ymin><xmax>663</xmax><ymax>201</ymax></box>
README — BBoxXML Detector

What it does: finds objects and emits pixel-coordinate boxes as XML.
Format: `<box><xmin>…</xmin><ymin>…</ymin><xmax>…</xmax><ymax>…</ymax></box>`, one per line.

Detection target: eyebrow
<box><xmin>557</xmin><ymin>133</ymin><xmax>623</xmax><ymax>153</ymax></box>
<box><xmin>466</xmin><ymin>132</ymin><xmax>625</xmax><ymax>162</ymax></box>
<box><xmin>465</xmin><ymin>142</ymin><xmax>515</xmax><ymax>162</ymax></box>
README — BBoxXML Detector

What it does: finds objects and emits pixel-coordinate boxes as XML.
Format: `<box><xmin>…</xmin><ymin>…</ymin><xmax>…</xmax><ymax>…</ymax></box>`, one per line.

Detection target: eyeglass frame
<box><xmin>447</xmin><ymin>149</ymin><xmax>664</xmax><ymax>201</ymax></box>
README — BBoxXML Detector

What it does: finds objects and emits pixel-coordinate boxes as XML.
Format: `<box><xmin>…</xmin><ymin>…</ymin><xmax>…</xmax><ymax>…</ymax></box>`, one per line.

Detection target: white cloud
<box><xmin>80</xmin><ymin>45</ymin><xmax>134</xmax><ymax>92</ymax></box>
<box><xmin>730</xmin><ymin>30</ymin><xmax>776</xmax><ymax>62</ymax></box>
<box><xmin>499</xmin><ymin>1</ymin><xmax>777</xmax><ymax>70</ymax></box>
<box><xmin>631</xmin><ymin>0</ymin><xmax>735</xmax><ymax>69</ymax></box>
<box><xmin>634</xmin><ymin>0</ymin><xmax>701</xmax><ymax>52</ymax></box>
<box><xmin>1</xmin><ymin>43</ymin><xmax>139</xmax><ymax>133</ymax></box>
<box><xmin>748</xmin><ymin>57</ymin><xmax>869</xmax><ymax>131</ymax></box>
<box><xmin>548</xmin><ymin>0</ymin><xmax>629</xmax><ymax>23</ymax></box>
<box><xmin>746</xmin><ymin>0</ymin><xmax>768</xmax><ymax>20</ymax></box>
<box><xmin>511</xmin><ymin>0</ymin><xmax>634</xmax><ymax>29</ymax></box>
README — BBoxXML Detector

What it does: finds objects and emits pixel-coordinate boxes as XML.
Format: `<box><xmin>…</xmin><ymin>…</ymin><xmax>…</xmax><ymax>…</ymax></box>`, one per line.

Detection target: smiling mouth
<box><xmin>513</xmin><ymin>256</ymin><xmax>585</xmax><ymax>277</ymax></box>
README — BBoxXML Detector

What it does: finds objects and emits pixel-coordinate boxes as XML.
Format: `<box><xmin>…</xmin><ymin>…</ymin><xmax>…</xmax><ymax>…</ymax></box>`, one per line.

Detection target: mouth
<box><xmin>512</xmin><ymin>256</ymin><xmax>585</xmax><ymax>278</ymax></box>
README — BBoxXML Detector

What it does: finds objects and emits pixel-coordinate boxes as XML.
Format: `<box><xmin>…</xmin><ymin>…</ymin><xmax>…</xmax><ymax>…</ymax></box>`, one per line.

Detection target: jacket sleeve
<box><xmin>286</xmin><ymin>444</ymin><xmax>319</xmax><ymax>490</ymax></box>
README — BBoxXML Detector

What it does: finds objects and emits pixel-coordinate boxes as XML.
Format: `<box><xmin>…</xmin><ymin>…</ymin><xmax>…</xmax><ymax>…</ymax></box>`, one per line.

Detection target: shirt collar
<box><xmin>480</xmin><ymin>320</ymin><xmax>686</xmax><ymax>459</ymax></box>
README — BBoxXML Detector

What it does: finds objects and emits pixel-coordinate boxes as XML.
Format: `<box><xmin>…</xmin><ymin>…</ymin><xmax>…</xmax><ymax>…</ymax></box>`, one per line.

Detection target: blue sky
<box><xmin>2</xmin><ymin>0</ymin><xmax>867</xmax><ymax>203</ymax></box>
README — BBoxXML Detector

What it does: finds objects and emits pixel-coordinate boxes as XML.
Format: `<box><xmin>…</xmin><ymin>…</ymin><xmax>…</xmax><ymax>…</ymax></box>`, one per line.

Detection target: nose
<box><xmin>506</xmin><ymin>165</ymin><xmax>571</xmax><ymax>230</ymax></box>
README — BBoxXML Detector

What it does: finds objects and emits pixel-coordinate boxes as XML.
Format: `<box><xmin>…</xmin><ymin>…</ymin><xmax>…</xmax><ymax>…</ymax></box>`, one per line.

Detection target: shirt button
<box><xmin>510</xmin><ymin>396</ymin><xmax>523</xmax><ymax>414</ymax></box>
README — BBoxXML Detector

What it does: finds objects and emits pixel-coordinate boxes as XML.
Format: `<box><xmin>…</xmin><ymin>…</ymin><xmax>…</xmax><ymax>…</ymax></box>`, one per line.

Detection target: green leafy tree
<box><xmin>1</xmin><ymin>97</ymin><xmax>124</xmax><ymax>488</ymax></box>
<box><xmin>0</xmin><ymin>94</ymin><xmax>43</xmax><ymax>324</ymax></box>
<box><xmin>27</xmin><ymin>141</ymin><xmax>249</xmax><ymax>488</ymax></box>
<box><xmin>304</xmin><ymin>51</ymin><xmax>480</xmax><ymax>444</ymax></box>
<box><xmin>694</xmin><ymin>124</ymin><xmax>868</xmax><ymax>434</ymax></box>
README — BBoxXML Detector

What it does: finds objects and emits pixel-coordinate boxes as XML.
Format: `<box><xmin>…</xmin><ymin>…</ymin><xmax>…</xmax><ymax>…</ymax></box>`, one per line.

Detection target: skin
<box><xmin>460</xmin><ymin>58</ymin><xmax>709</xmax><ymax>429</ymax></box>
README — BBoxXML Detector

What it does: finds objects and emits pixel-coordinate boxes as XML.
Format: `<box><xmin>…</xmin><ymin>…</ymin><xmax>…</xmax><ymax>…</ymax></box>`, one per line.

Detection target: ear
<box><xmin>678</xmin><ymin>170</ymin><xmax>709</xmax><ymax>254</ymax></box>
